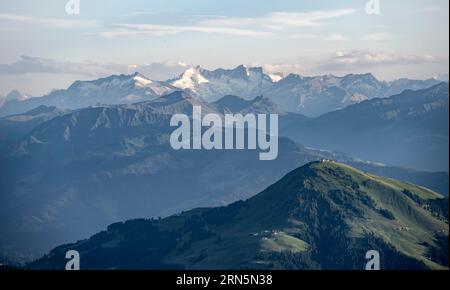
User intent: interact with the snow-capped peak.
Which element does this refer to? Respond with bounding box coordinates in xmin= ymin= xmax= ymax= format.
xmin=241 ymin=64 xmax=250 ymax=77
xmin=133 ymin=73 xmax=153 ymax=87
xmin=268 ymin=73 xmax=284 ymax=83
xmin=5 ymin=90 xmax=31 ymax=101
xmin=341 ymin=93 xmax=369 ymax=104
xmin=171 ymin=66 xmax=209 ymax=90
xmin=168 ymin=65 xmax=275 ymax=101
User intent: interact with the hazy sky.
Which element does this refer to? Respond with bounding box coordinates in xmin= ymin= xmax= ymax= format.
xmin=0 ymin=0 xmax=448 ymax=96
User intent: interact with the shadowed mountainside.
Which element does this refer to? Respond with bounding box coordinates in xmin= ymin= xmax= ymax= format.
xmin=29 ymin=161 xmax=449 ymax=270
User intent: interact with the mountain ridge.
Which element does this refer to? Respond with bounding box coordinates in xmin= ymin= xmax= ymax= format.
xmin=28 ymin=161 xmax=449 ymax=270
xmin=1 ymin=91 xmax=448 ymax=263
xmin=281 ymin=82 xmax=449 ymax=171
xmin=0 ymin=66 xmax=443 ymax=117
xmin=0 ymin=73 xmax=177 ymax=117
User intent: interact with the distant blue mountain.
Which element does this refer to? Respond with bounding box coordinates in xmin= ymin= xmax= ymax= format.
xmin=170 ymin=65 xmax=442 ymax=116
xmin=0 ymin=91 xmax=448 ymax=263
xmin=281 ymin=82 xmax=449 ymax=171
xmin=0 ymin=66 xmax=442 ymax=117
xmin=0 ymin=73 xmax=176 ymax=117
xmin=0 ymin=105 xmax=69 ymax=148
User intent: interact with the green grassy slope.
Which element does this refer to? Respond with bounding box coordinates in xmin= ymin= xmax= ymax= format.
xmin=29 ymin=161 xmax=449 ymax=270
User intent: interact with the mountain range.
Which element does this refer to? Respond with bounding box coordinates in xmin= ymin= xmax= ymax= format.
xmin=0 ymin=66 xmax=448 ymax=266
xmin=0 ymin=91 xmax=448 ymax=263
xmin=169 ymin=65 xmax=443 ymax=116
xmin=281 ymin=83 xmax=449 ymax=171
xmin=0 ymin=105 xmax=69 ymax=148
xmin=29 ymin=161 xmax=449 ymax=270
xmin=0 ymin=73 xmax=176 ymax=117
xmin=0 ymin=66 xmax=443 ymax=117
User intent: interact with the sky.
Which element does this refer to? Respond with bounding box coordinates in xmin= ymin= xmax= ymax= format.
xmin=0 ymin=0 xmax=448 ymax=96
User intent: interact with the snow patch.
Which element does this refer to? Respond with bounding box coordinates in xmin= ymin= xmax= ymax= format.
xmin=172 ymin=67 xmax=209 ymax=90
xmin=342 ymin=93 xmax=368 ymax=103
xmin=122 ymin=94 xmax=143 ymax=101
xmin=133 ymin=76 xmax=153 ymax=87
xmin=269 ymin=74 xmax=283 ymax=82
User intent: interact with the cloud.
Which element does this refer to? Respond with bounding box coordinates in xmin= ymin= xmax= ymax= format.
xmin=424 ymin=5 xmax=440 ymax=13
xmin=129 ymin=61 xmax=190 ymax=80
xmin=288 ymin=33 xmax=351 ymax=42
xmin=362 ymin=32 xmax=392 ymax=41
xmin=259 ymin=63 xmax=303 ymax=75
xmin=98 ymin=9 xmax=356 ymax=38
xmin=0 ymin=56 xmax=190 ymax=81
xmin=317 ymin=49 xmax=445 ymax=71
xmin=100 ymin=23 xmax=273 ymax=38
xmin=255 ymin=49 xmax=449 ymax=78
xmin=327 ymin=33 xmax=350 ymax=42
xmin=0 ymin=56 xmax=192 ymax=95
xmin=0 ymin=13 xmax=97 ymax=29
xmin=0 ymin=27 xmax=22 ymax=32
xmin=0 ymin=56 xmax=116 ymax=76
xmin=201 ymin=9 xmax=357 ymax=29
xmin=288 ymin=34 xmax=319 ymax=40
xmin=122 ymin=11 xmax=164 ymax=17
